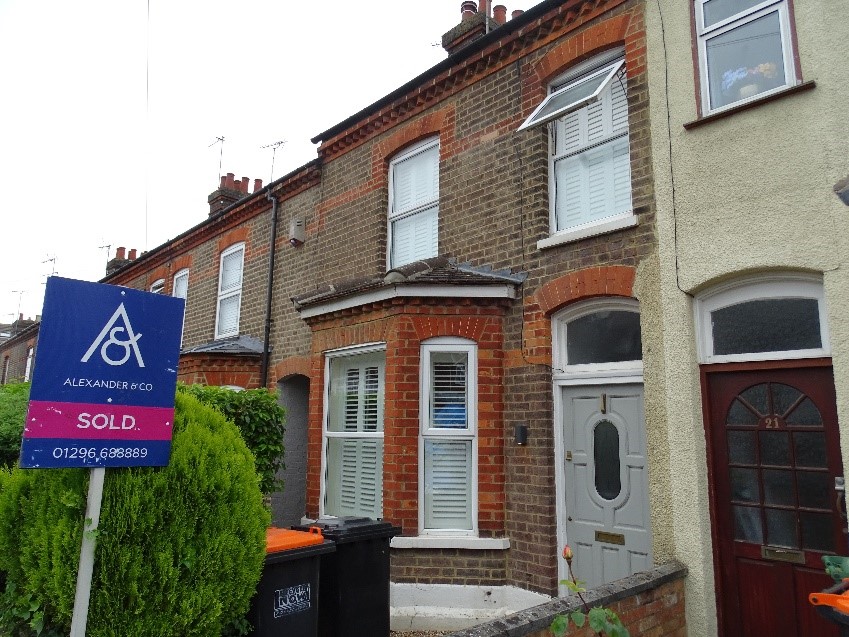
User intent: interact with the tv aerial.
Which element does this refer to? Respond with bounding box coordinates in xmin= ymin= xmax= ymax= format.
xmin=261 ymin=140 xmax=287 ymax=183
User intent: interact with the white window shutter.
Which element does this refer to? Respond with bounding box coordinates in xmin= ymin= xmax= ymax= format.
xmin=424 ymin=440 xmax=472 ymax=530
xmin=550 ymin=61 xmax=632 ymax=232
xmin=326 ymin=354 xmax=385 ymax=518
xmin=217 ymin=295 xmax=240 ymax=336
xmin=173 ymin=271 xmax=189 ymax=299
xmin=392 ymin=206 xmax=438 ymax=266
xmin=220 ymin=249 xmax=243 ymax=293
xmin=392 ymin=146 xmax=439 ymax=215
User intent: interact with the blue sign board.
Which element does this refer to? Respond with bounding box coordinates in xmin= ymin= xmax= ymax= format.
xmin=19 ymin=277 xmax=184 ymax=468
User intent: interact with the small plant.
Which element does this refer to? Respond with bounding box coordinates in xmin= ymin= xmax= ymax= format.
xmin=550 ymin=546 xmax=629 ymax=637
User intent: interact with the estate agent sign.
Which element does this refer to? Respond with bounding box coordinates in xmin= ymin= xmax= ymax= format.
xmin=20 ymin=276 xmax=184 ymax=468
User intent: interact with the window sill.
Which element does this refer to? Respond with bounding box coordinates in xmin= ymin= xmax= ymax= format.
xmin=537 ymin=214 xmax=637 ymax=250
xmin=684 ymin=81 xmax=816 ymax=130
xmin=390 ymin=536 xmax=511 ymax=550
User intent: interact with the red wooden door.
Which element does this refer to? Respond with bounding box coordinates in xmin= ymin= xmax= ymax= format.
xmin=706 ymin=365 xmax=845 ymax=637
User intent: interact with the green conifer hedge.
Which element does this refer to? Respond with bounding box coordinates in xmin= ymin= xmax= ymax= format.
xmin=0 ymin=392 xmax=270 ymax=636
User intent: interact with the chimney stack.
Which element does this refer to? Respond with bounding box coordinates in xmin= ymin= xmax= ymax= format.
xmin=461 ymin=0 xmax=477 ymax=20
xmin=128 ymin=249 xmax=137 ymax=260
xmin=106 ymin=246 xmax=132 ymax=276
xmin=209 ymin=172 xmax=252 ymax=216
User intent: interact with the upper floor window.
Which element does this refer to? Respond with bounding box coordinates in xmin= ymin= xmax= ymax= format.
xmin=149 ymin=279 xmax=165 ymax=294
xmin=695 ymin=273 xmax=828 ymax=363
xmin=520 ymin=49 xmax=632 ymax=243
xmin=420 ymin=338 xmax=477 ymax=535
xmin=388 ymin=138 xmax=439 ymax=268
xmin=172 ymin=269 xmax=189 ymax=300
xmin=24 ymin=347 xmax=33 ymax=382
xmin=215 ymin=243 xmax=244 ymax=339
xmin=694 ymin=0 xmax=797 ymax=114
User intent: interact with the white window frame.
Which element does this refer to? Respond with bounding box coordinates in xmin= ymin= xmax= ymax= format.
xmin=172 ymin=268 xmax=189 ymax=300
xmin=320 ymin=343 xmax=386 ymax=519
xmin=387 ymin=137 xmax=440 ymax=269
xmin=694 ymin=0 xmax=797 ymax=115
xmin=24 ymin=347 xmax=33 ymax=382
xmin=694 ymin=272 xmax=829 ymax=364
xmin=552 ymin=297 xmax=643 ymax=384
xmin=214 ymin=243 xmax=244 ymax=339
xmin=149 ymin=278 xmax=165 ymax=294
xmin=418 ymin=338 xmax=478 ymax=536
xmin=523 ymin=48 xmax=633 ymax=247
xmin=172 ymin=268 xmax=189 ymax=346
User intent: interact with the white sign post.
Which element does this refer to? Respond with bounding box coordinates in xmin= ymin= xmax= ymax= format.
xmin=70 ymin=467 xmax=105 ymax=637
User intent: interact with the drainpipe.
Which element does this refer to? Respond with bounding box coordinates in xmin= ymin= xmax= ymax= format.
xmin=260 ymin=190 xmax=279 ymax=388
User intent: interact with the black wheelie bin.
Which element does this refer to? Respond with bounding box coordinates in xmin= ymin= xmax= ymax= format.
xmin=295 ymin=517 xmax=401 ymax=637
xmin=247 ymin=526 xmax=335 ymax=637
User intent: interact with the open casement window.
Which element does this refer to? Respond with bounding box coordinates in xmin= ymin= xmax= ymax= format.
xmin=149 ymin=279 xmax=165 ymax=294
xmin=521 ymin=51 xmax=632 ymax=237
xmin=420 ymin=339 xmax=477 ymax=535
xmin=324 ymin=349 xmax=385 ymax=519
xmin=695 ymin=0 xmax=797 ymax=113
xmin=388 ymin=138 xmax=439 ymax=268
xmin=215 ymin=243 xmax=244 ymax=339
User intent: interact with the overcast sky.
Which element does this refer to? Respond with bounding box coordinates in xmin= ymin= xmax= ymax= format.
xmin=0 ymin=0 xmax=536 ymax=322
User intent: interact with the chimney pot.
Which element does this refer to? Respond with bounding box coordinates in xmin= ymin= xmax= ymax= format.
xmin=219 ymin=175 xmax=227 ymax=189
xmin=478 ymin=0 xmax=489 ymax=14
xmin=241 ymin=177 xmax=249 ymax=193
xmin=254 ymin=178 xmax=263 ymax=192
xmin=493 ymin=4 xmax=506 ymax=24
xmin=225 ymin=173 xmax=235 ymax=189
xmin=512 ymin=9 xmax=523 ymax=19
xmin=116 ymin=246 xmax=126 ymax=260
xmin=461 ymin=0 xmax=477 ymax=20
xmin=128 ymin=249 xmax=137 ymax=260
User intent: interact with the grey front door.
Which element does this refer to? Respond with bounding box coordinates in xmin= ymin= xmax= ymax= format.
xmin=562 ymin=384 xmax=652 ymax=588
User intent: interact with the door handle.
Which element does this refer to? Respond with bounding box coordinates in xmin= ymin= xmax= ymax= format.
xmin=836 ymin=477 xmax=847 ymax=522
xmin=566 ymin=450 xmax=573 ymax=462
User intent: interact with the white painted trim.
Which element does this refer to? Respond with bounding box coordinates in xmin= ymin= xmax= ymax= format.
xmin=551 ymin=297 xmax=641 ymax=372
xmin=694 ymin=272 xmax=828 ymax=363
xmin=390 ymin=536 xmax=510 ymax=550
xmin=319 ymin=344 xmax=387 ymax=519
xmin=537 ymin=214 xmax=637 ymax=250
xmin=298 ymin=284 xmax=517 ymax=319
xmin=694 ymin=0 xmax=797 ymax=115
xmin=214 ymin=242 xmax=245 ymax=339
xmin=419 ymin=338 xmax=478 ymax=536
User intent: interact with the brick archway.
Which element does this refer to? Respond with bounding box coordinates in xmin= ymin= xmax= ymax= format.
xmin=518 ymin=266 xmax=636 ymax=367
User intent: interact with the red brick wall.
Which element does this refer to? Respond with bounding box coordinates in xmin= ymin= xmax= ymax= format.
xmin=303 ymin=298 xmax=508 ymax=582
xmin=177 ymin=354 xmax=261 ymax=389
xmin=93 ymin=0 xmax=655 ymax=596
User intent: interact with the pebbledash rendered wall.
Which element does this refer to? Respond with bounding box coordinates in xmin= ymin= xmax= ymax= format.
xmin=640 ymin=0 xmax=849 ymax=635
xmin=104 ymin=0 xmax=662 ymax=599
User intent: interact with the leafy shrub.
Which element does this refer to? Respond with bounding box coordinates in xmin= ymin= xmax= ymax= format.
xmin=0 ymin=382 xmax=29 ymax=467
xmin=0 ymin=392 xmax=269 ymax=636
xmin=178 ymin=384 xmax=285 ymax=495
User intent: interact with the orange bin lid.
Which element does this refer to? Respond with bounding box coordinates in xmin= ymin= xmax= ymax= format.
xmin=265 ymin=526 xmax=325 ymax=554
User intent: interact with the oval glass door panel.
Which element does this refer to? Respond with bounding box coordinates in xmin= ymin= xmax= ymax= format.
xmin=594 ymin=420 xmax=621 ymax=500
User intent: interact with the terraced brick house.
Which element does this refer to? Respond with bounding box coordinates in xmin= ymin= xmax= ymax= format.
xmin=5 ymin=0 xmax=847 ymax=635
